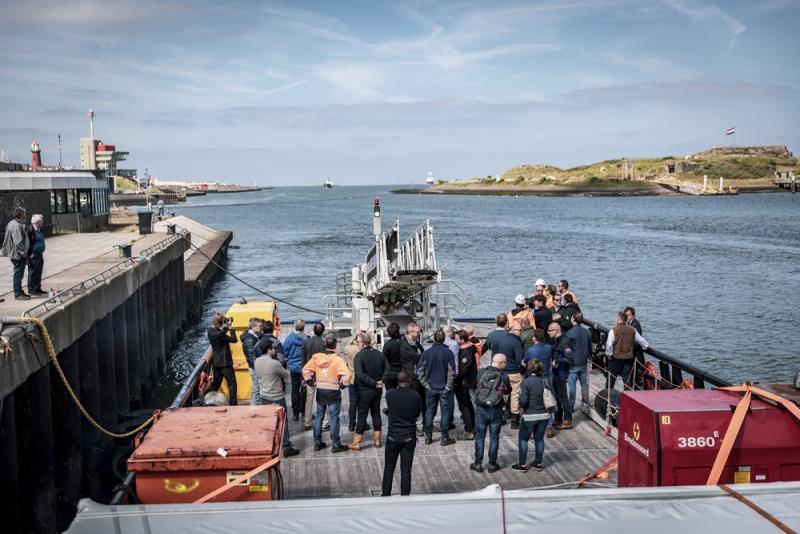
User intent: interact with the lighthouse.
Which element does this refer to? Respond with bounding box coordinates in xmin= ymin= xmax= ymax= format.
xmin=31 ymin=140 xmax=42 ymax=170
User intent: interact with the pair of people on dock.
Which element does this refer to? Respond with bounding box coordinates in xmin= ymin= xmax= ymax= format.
xmin=1 ymin=208 xmax=47 ymax=301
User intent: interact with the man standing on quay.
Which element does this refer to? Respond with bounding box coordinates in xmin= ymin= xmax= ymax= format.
xmin=1 ymin=207 xmax=30 ymax=301
xmin=350 ymin=332 xmax=389 ymax=449
xmin=25 ymin=214 xmax=47 ymax=297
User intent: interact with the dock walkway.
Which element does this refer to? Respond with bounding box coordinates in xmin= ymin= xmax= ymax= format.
xmin=280 ymin=350 xmax=618 ymax=498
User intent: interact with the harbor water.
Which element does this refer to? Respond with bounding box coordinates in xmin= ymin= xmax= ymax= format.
xmin=163 ymin=187 xmax=799 ymax=393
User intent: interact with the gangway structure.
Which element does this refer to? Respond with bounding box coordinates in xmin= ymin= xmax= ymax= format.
xmin=323 ymin=199 xmax=466 ymax=345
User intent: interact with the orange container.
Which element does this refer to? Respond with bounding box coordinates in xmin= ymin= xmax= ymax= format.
xmin=128 ymin=405 xmax=284 ymax=503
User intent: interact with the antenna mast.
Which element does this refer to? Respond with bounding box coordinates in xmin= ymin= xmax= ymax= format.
xmin=58 ymin=133 xmax=63 ymax=169
xmin=87 ymin=109 xmax=95 ymax=140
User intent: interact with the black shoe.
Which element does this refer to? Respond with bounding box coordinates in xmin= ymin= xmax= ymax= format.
xmin=531 ymin=463 xmax=543 ymax=471
xmin=469 ymin=463 xmax=483 ymax=473
xmin=332 ymin=444 xmax=349 ymax=454
xmin=323 ymin=423 xmax=330 ymax=431
xmin=314 ymin=442 xmax=327 ymax=451
xmin=283 ymin=447 xmax=300 ymax=457
xmin=511 ymin=463 xmax=528 ymax=472
xmin=440 ymin=437 xmax=456 ymax=446
xmin=31 ymin=289 xmax=48 ymax=296
xmin=382 ymin=407 xmax=389 ymax=415
xmin=424 ymin=436 xmax=433 ymax=445
xmin=0 ymin=298 xmax=4 ymax=302
xmin=304 ymin=424 xmax=312 ymax=431
xmin=15 ymin=293 xmax=31 ymax=300
xmin=487 ymin=463 xmax=501 ymax=473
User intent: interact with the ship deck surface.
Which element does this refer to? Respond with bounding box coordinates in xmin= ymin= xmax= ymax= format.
xmin=280 ymin=342 xmax=619 ymax=498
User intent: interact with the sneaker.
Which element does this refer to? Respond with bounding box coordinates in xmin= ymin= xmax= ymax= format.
xmin=457 ymin=431 xmax=474 ymax=441
xmin=424 ymin=436 xmax=433 ymax=445
xmin=15 ymin=293 xmax=31 ymax=300
xmin=323 ymin=423 xmax=331 ymax=431
xmin=332 ymin=444 xmax=349 ymax=454
xmin=545 ymin=426 xmax=556 ymax=439
xmin=511 ymin=463 xmax=528 ymax=472
xmin=531 ymin=463 xmax=544 ymax=471
xmin=283 ymin=447 xmax=300 ymax=457
xmin=556 ymin=421 xmax=572 ymax=430
xmin=487 ymin=463 xmax=501 ymax=473
xmin=313 ymin=442 xmax=327 ymax=451
xmin=304 ymin=424 xmax=312 ymax=431
xmin=469 ymin=463 xmax=483 ymax=473
xmin=440 ymin=437 xmax=456 ymax=446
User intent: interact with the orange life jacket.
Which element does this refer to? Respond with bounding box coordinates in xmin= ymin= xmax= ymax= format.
xmin=508 ymin=307 xmax=536 ymax=329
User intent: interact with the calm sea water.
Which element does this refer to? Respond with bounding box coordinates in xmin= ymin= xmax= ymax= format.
xmin=161 ymin=186 xmax=800 ymax=393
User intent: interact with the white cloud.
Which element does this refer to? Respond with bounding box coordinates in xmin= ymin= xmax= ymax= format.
xmin=664 ymin=0 xmax=746 ymax=47
xmin=313 ymin=62 xmax=384 ymax=98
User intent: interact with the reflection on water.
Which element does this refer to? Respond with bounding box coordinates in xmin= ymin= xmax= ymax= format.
xmin=166 ymin=187 xmax=800 ymax=388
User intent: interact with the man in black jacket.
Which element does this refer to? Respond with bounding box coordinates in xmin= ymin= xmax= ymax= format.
xmin=208 ymin=312 xmax=238 ymax=405
xmin=455 ymin=330 xmax=478 ymax=440
xmin=399 ymin=322 xmax=426 ymax=423
xmin=350 ymin=332 xmax=390 ymax=450
xmin=240 ymin=318 xmax=263 ymax=406
xmin=625 ymin=306 xmax=645 ymax=388
xmin=301 ymin=323 xmax=327 ymax=430
xmin=382 ymin=322 xmax=403 ymax=390
xmin=381 ymin=371 xmax=422 ymax=496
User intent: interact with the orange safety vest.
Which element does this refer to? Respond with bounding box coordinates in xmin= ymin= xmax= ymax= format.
xmin=508 ymin=307 xmax=536 ymax=329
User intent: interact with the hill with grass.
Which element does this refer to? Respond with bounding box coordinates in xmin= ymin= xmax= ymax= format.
xmin=425 ymin=146 xmax=798 ymax=196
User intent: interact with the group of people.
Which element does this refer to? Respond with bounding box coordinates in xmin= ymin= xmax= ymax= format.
xmin=205 ymin=277 xmax=651 ymax=496
xmin=1 ymin=207 xmax=48 ymax=302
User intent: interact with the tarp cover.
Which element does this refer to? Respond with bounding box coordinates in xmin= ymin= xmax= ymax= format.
xmin=66 ymin=482 xmax=800 ymax=533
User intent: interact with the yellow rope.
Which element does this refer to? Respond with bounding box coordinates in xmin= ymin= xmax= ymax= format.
xmin=20 ymin=317 xmax=156 ymax=439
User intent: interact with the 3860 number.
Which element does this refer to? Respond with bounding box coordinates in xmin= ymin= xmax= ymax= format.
xmin=677 ymin=436 xmax=716 ymax=448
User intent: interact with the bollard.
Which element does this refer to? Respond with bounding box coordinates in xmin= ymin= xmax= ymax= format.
xmin=118 ymin=244 xmax=132 ymax=258
xmin=166 ymin=223 xmax=176 ymax=235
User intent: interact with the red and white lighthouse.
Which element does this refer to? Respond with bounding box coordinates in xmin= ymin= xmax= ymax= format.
xmin=31 ymin=140 xmax=42 ymax=170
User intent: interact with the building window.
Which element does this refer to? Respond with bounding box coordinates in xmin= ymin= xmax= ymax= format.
xmin=79 ymin=190 xmax=92 ymax=215
xmin=50 ymin=191 xmax=55 ymax=214
xmin=66 ymin=189 xmax=76 ymax=213
xmin=55 ymin=190 xmax=67 ymax=214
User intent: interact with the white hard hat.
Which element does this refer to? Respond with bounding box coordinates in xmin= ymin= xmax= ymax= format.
xmin=514 ymin=294 xmax=526 ymax=305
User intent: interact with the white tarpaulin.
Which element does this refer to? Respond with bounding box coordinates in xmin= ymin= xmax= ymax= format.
xmin=67 ymin=482 xmax=800 ymax=533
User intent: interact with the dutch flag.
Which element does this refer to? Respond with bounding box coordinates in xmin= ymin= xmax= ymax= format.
xmin=726 ymin=126 xmax=736 ymax=135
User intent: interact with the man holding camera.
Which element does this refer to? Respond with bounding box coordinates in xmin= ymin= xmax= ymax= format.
xmin=208 ymin=313 xmax=238 ymax=405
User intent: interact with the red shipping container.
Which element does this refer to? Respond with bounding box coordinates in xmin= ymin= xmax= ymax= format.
xmin=128 ymin=405 xmax=284 ymax=503
xmin=618 ymin=389 xmax=800 ymax=487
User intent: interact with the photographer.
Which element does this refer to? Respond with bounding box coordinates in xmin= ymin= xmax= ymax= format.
xmin=208 ymin=312 xmax=238 ymax=405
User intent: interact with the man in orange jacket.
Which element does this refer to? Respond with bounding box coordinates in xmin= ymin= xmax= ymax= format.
xmin=303 ymin=335 xmax=352 ymax=453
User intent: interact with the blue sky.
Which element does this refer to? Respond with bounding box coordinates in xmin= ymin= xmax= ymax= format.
xmin=1 ymin=0 xmax=798 ymax=185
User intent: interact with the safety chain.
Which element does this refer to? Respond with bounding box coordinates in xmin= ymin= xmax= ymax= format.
xmin=20 ymin=316 xmax=158 ymax=439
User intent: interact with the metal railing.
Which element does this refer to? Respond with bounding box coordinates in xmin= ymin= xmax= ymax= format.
xmin=581 ymin=317 xmax=732 ymax=388
xmin=22 ymin=233 xmax=185 ymax=318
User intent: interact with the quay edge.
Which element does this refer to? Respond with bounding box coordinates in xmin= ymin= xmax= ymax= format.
xmin=0 ymin=216 xmax=231 ymax=533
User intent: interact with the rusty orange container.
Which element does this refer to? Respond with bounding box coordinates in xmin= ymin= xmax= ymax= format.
xmin=128 ymin=405 xmax=284 ymax=503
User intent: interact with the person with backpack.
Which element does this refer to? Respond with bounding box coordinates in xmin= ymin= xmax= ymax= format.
xmin=512 ymin=359 xmax=550 ymax=472
xmin=471 ymin=353 xmax=510 ymax=473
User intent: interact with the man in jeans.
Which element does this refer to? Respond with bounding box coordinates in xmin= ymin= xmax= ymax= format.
xmin=472 ymin=353 xmax=510 ymax=473
xmin=381 ymin=371 xmax=422 ymax=496
xmin=254 ymin=340 xmax=300 ymax=457
xmin=283 ymin=319 xmax=307 ymax=420
xmin=302 ymin=335 xmax=351 ymax=453
xmin=1 ymin=208 xmax=30 ymax=301
xmin=565 ymin=313 xmax=592 ymax=415
xmin=417 ymin=329 xmax=456 ymax=446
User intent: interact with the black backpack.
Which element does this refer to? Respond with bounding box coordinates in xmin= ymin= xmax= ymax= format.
xmin=476 ymin=367 xmax=505 ymax=408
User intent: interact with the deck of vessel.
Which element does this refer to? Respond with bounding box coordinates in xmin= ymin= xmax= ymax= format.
xmin=279 ymin=347 xmax=619 ymax=497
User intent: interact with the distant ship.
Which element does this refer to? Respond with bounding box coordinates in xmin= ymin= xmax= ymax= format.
xmin=324 ymin=177 xmax=334 ymax=188
xmin=426 ymin=171 xmax=434 ymax=187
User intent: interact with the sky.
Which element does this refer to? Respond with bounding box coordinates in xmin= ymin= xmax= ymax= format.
xmin=0 ymin=0 xmax=798 ymax=185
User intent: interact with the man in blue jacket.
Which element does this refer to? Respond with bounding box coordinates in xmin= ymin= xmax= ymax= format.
xmin=283 ymin=319 xmax=307 ymax=421
xmin=417 ymin=329 xmax=456 ymax=446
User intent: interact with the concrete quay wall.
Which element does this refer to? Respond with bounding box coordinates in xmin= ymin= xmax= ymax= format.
xmin=0 ymin=221 xmax=231 ymax=533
